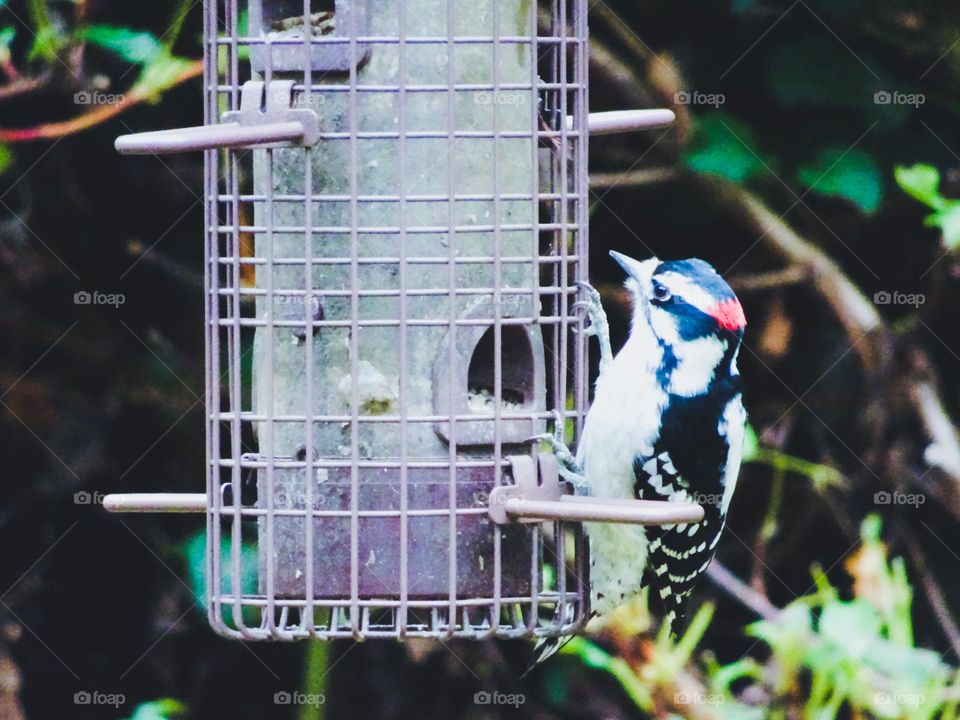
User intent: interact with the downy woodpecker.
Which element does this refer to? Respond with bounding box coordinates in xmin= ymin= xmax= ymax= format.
xmin=533 ymin=251 xmax=746 ymax=665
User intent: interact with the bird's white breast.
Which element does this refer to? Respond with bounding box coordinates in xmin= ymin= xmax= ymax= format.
xmin=578 ymin=333 xmax=666 ymax=498
xmin=577 ymin=330 xmax=667 ymax=616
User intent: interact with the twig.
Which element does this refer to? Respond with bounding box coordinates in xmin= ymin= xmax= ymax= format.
xmin=126 ymin=241 xmax=204 ymax=288
xmin=706 ymin=560 xmax=780 ymax=621
xmin=751 ymin=466 xmax=785 ymax=597
xmin=0 ymin=60 xmax=202 ymax=142
xmin=0 ymin=71 xmax=52 ymax=100
xmin=911 ymin=379 xmax=960 ymax=484
xmin=709 ymin=179 xmax=886 ymax=366
xmin=902 ymin=527 xmax=960 ymax=658
xmin=589 ymin=167 xmax=679 ymax=190
xmin=728 ymin=265 xmax=810 ymax=292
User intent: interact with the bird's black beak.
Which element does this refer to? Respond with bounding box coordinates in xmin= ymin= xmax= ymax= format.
xmin=610 ymin=251 xmax=659 ymax=292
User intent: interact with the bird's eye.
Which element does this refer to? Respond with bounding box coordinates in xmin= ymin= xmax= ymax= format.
xmin=651 ymin=282 xmax=672 ymax=303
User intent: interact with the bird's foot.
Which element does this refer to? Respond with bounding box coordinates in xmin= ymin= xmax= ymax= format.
xmin=573 ymin=281 xmax=613 ymax=372
xmin=531 ymin=410 xmax=589 ymax=494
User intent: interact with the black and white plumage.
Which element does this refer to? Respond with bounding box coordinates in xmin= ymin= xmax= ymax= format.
xmin=531 ymin=251 xmax=746 ymax=666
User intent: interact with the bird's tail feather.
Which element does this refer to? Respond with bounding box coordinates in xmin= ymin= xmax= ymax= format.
xmin=523 ymin=634 xmax=576 ymax=677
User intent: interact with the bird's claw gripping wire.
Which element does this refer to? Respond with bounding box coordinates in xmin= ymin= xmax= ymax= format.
xmin=529 ymin=410 xmax=588 ymax=494
xmin=573 ymin=281 xmax=613 ymax=373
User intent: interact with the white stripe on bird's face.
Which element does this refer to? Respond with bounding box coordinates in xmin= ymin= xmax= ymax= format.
xmin=653 ymin=270 xmax=720 ymax=316
xmin=621 ymin=260 xmax=732 ymax=398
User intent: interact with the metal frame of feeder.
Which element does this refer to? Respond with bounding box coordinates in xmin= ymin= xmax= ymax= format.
xmin=106 ymin=0 xmax=694 ymax=642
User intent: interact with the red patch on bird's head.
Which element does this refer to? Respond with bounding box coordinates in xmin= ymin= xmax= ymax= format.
xmin=707 ymin=298 xmax=746 ymax=331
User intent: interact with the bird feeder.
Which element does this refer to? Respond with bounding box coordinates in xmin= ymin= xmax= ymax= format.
xmin=107 ymin=0 xmax=700 ymax=641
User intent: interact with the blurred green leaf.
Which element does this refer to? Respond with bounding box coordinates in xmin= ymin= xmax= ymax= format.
xmin=895 ymin=163 xmax=960 ymax=249
xmin=927 ymin=206 xmax=960 ymax=249
xmin=27 ymin=24 xmax=60 ymax=62
xmin=741 ymin=423 xmax=759 ymax=462
xmin=183 ymin=529 xmax=257 ymax=611
xmin=25 ymin=0 xmax=60 ymax=62
xmin=82 ymin=25 xmax=164 ymax=65
xmin=683 ymin=114 xmax=768 ymax=184
xmin=124 ymin=699 xmax=187 ymax=720
xmin=560 ymin=638 xmax=653 ymax=709
xmin=0 ymin=26 xmax=14 ymax=52
xmin=820 ymin=600 xmax=881 ymax=659
xmin=134 ymin=53 xmax=196 ymax=97
xmin=895 ymin=164 xmax=944 ymax=209
xmin=0 ymin=145 xmax=12 ymax=177
xmin=797 ymin=148 xmax=883 ymax=214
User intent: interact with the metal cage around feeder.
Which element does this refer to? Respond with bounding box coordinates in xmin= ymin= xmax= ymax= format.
xmin=106 ymin=0 xmax=699 ymax=642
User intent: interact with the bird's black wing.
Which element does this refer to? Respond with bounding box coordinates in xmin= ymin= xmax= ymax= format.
xmin=634 ymin=449 xmax=725 ymax=634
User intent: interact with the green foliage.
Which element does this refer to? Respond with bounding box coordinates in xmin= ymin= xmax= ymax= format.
xmin=123 ymin=699 xmax=187 ymax=720
xmin=81 ymin=25 xmax=165 ymax=65
xmin=798 ymin=148 xmax=884 ymax=214
xmin=0 ymin=144 xmax=13 ymax=177
xmin=135 ymin=53 xmax=196 ymax=98
xmin=742 ymin=423 xmax=759 ymax=462
xmin=299 ymin=642 xmax=330 ymax=720
xmin=25 ymin=0 xmax=61 ymax=62
xmin=560 ymin=636 xmax=655 ymax=709
xmin=0 ymin=2 xmax=198 ymax=106
xmin=895 ymin=164 xmax=960 ymax=250
xmin=725 ymin=516 xmax=958 ymax=720
xmin=558 ymin=604 xmax=715 ymax=714
xmin=745 ymin=424 xmax=845 ymax=492
xmin=558 ymin=517 xmax=958 ymax=719
xmin=0 ymin=25 xmax=14 ymax=54
xmin=182 ymin=529 xmax=258 ymax=612
xmin=80 ymin=23 xmax=196 ymax=100
xmin=683 ymin=114 xmax=770 ymax=184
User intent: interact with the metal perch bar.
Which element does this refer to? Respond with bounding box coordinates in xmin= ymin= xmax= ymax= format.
xmin=115 ymin=121 xmax=311 ymax=154
xmin=103 ymin=493 xmax=207 ymax=513
xmin=101 ymin=489 xmax=703 ymax=526
xmin=580 ymin=108 xmax=675 ymax=135
xmin=499 ymin=496 xmax=704 ymax=525
xmin=115 ymin=107 xmax=674 ymax=154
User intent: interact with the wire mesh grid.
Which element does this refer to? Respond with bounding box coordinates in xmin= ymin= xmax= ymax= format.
xmin=204 ymin=0 xmax=590 ymax=640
